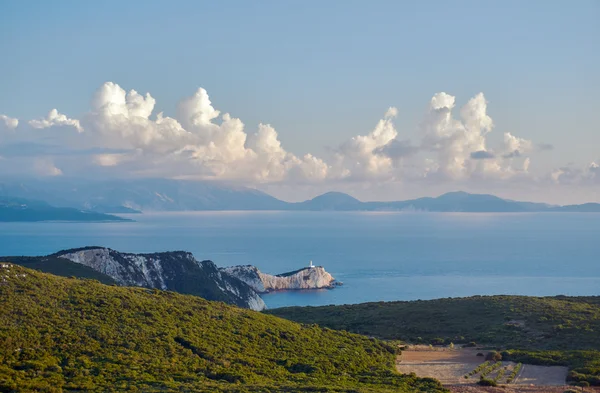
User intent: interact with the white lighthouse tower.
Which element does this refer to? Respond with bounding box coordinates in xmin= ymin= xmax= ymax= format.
xmin=309 ymin=260 xmax=315 ymax=269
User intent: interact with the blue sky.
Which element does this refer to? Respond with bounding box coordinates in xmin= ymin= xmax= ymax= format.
xmin=0 ymin=0 xmax=599 ymax=202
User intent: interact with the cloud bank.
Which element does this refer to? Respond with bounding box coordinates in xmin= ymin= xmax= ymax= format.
xmin=0 ymin=82 xmax=596 ymax=195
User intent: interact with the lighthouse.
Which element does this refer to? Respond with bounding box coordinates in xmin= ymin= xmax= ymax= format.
xmin=309 ymin=260 xmax=315 ymax=269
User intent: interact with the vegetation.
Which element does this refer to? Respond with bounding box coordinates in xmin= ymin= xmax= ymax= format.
xmin=0 ymin=255 xmax=116 ymax=285
xmin=4 ymin=248 xmax=263 ymax=309
xmin=491 ymin=367 xmax=505 ymax=383
xmin=485 ymin=351 xmax=502 ymax=361
xmin=505 ymin=362 xmax=522 ymax=383
xmin=479 ymin=361 xmax=502 ymax=378
xmin=465 ymin=361 xmax=489 ymax=378
xmin=268 ymin=295 xmax=600 ymax=385
xmin=503 ymin=350 xmax=600 ymax=386
xmin=477 ymin=377 xmax=497 ymax=387
xmin=0 ymin=264 xmax=447 ymax=393
xmin=267 ymin=295 xmax=600 ymax=350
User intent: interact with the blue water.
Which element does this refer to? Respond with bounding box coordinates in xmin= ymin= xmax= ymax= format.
xmin=1 ymin=212 xmax=599 ymax=308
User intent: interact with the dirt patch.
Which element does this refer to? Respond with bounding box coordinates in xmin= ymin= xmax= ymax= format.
xmin=517 ymin=364 xmax=568 ymax=385
xmin=397 ymin=348 xmax=483 ymax=384
xmin=448 ymin=386 xmax=600 ymax=393
xmin=397 ymin=347 xmax=570 ymax=386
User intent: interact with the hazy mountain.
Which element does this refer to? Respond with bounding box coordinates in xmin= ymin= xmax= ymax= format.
xmin=289 ymin=191 xmax=363 ymax=210
xmin=0 ymin=196 xmax=130 ymax=222
xmin=551 ymin=203 xmax=600 ymax=212
xmin=1 ymin=178 xmax=599 ymax=213
xmin=0 ymin=178 xmax=287 ymax=212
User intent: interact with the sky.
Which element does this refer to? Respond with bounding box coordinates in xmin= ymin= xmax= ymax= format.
xmin=0 ymin=0 xmax=599 ymax=203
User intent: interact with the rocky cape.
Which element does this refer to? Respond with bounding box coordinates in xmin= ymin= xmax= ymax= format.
xmin=221 ymin=265 xmax=341 ymax=293
xmin=2 ymin=247 xmax=341 ymax=311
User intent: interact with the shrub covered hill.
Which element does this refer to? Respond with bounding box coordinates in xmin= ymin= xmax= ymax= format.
xmin=0 ymin=264 xmax=446 ymax=393
xmin=268 ymin=295 xmax=600 ymax=385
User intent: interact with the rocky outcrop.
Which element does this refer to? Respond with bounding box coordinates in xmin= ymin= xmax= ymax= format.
xmin=56 ymin=247 xmax=266 ymax=311
xmin=221 ymin=265 xmax=341 ymax=293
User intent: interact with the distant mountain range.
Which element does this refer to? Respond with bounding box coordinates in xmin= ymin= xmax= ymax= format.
xmin=0 ymin=178 xmax=286 ymax=213
xmin=0 ymin=196 xmax=130 ymax=222
xmin=1 ymin=178 xmax=599 ymax=215
xmin=293 ymin=191 xmax=600 ymax=212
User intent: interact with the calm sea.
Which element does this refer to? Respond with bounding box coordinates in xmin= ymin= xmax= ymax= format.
xmin=1 ymin=212 xmax=599 ymax=309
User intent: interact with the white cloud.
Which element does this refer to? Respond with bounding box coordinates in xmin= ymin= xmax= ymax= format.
xmin=421 ymin=92 xmax=494 ymax=179
xmin=503 ymin=132 xmax=533 ymax=158
xmin=29 ymin=109 xmax=83 ymax=132
xmin=2 ymin=82 xmax=598 ymax=198
xmin=0 ymin=114 xmax=19 ymax=130
xmin=418 ymin=92 xmax=536 ymax=181
xmin=333 ymin=107 xmax=398 ymax=180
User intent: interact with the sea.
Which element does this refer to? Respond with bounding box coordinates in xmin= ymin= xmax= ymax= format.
xmin=1 ymin=212 xmax=599 ymax=309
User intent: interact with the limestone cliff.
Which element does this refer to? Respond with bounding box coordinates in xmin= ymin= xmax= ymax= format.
xmin=56 ymin=247 xmax=266 ymax=311
xmin=221 ymin=265 xmax=341 ymax=293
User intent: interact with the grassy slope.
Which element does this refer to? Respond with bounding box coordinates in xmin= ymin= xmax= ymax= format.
xmin=267 ymin=295 xmax=600 ymax=385
xmin=0 ymin=264 xmax=446 ymax=393
xmin=0 ymin=256 xmax=117 ymax=285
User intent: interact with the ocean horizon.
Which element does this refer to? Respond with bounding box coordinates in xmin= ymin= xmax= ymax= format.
xmin=1 ymin=211 xmax=599 ymax=309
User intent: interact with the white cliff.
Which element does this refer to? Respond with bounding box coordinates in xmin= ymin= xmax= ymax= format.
xmin=56 ymin=247 xmax=266 ymax=311
xmin=221 ymin=264 xmax=341 ymax=293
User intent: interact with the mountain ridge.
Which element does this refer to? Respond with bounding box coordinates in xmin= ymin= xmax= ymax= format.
xmin=1 ymin=178 xmax=599 ymax=213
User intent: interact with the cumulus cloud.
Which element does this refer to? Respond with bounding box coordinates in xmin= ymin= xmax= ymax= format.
xmin=80 ymin=82 xmax=330 ymax=182
xmin=421 ymin=92 xmax=494 ymax=178
xmin=0 ymin=114 xmax=19 ymax=130
xmin=2 ymin=82 xmax=595 ymax=193
xmin=503 ymin=132 xmax=532 ymax=158
xmin=29 ymin=109 xmax=83 ymax=132
xmin=333 ymin=107 xmax=398 ymax=180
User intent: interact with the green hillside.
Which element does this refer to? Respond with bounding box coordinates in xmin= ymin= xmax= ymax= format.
xmin=0 ymin=264 xmax=446 ymax=393
xmin=267 ymin=295 xmax=600 ymax=385
xmin=267 ymin=295 xmax=600 ymax=349
xmin=0 ymin=255 xmax=116 ymax=285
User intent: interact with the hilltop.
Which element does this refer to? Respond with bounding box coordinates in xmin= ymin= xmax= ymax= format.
xmin=0 ymin=264 xmax=446 ymax=392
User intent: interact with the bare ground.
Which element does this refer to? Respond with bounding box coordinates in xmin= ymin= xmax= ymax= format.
xmin=448 ymin=385 xmax=600 ymax=393
xmin=397 ymin=346 xmax=571 ymax=387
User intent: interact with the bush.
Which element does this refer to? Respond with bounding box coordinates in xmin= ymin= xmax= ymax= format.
xmin=478 ymin=378 xmax=498 ymax=387
xmin=463 ymin=342 xmax=477 ymax=348
xmin=485 ymin=351 xmax=502 ymax=361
